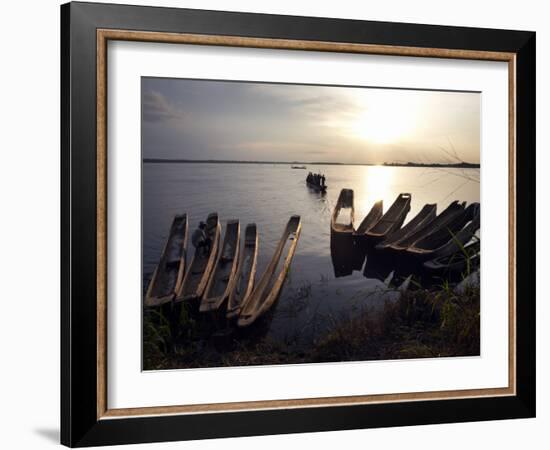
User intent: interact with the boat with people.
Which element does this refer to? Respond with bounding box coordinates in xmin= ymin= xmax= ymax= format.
xmin=365 ymin=193 xmax=412 ymax=242
xmin=200 ymin=220 xmax=241 ymax=312
xmin=238 ymin=215 xmax=302 ymax=327
xmin=175 ymin=212 xmax=221 ymax=303
xmin=227 ymin=223 xmax=259 ymax=319
xmin=306 ymin=171 xmax=327 ymax=192
xmin=144 ymin=214 xmax=188 ymax=308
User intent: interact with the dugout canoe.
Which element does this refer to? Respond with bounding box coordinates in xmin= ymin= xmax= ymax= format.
xmin=144 ymin=214 xmax=188 ymax=308
xmin=227 ymin=223 xmax=259 ymax=319
xmin=200 ymin=220 xmax=241 ymax=313
xmin=350 ymin=200 xmax=383 ymax=270
xmin=423 ymin=240 xmax=480 ymax=273
xmin=354 ymin=200 xmax=384 ymax=237
xmin=238 ymin=215 xmax=302 ymax=327
xmin=407 ymin=203 xmax=480 ymax=261
xmin=175 ymin=212 xmax=221 ymax=303
xmin=331 ymin=189 xmax=354 ymax=236
xmin=375 ymin=203 xmax=437 ymax=251
xmin=365 ymin=193 xmax=411 ymax=241
xmin=385 ymin=200 xmax=465 ymax=253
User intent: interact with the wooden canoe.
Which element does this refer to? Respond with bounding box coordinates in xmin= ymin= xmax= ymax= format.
xmin=385 ymin=200 xmax=465 ymax=252
xmin=331 ymin=189 xmax=354 ymax=236
xmin=365 ymin=193 xmax=411 ymax=240
xmin=200 ymin=220 xmax=241 ymax=312
xmin=423 ymin=240 xmax=480 ymax=273
xmin=375 ymin=203 xmax=437 ymax=250
xmin=350 ymin=200 xmax=383 ymax=271
xmin=407 ymin=203 xmax=480 ymax=261
xmin=144 ymin=214 xmax=188 ymax=308
xmin=238 ymin=215 xmax=302 ymax=327
xmin=175 ymin=212 xmax=221 ymax=303
xmin=354 ymin=200 xmax=384 ymax=236
xmin=227 ymin=223 xmax=259 ymax=319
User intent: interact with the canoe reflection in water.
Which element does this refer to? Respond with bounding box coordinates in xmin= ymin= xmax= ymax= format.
xmin=330 ymin=188 xmax=480 ymax=284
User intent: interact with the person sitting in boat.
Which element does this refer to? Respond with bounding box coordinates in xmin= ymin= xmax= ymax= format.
xmin=192 ymin=222 xmax=211 ymax=255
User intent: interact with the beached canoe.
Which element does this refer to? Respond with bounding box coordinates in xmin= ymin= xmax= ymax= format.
xmin=375 ymin=203 xmax=437 ymax=251
xmin=407 ymin=203 xmax=480 ymax=261
xmin=306 ymin=180 xmax=327 ymax=192
xmin=354 ymin=200 xmax=384 ymax=237
xmin=200 ymin=220 xmax=241 ymax=313
xmin=423 ymin=240 xmax=480 ymax=273
xmin=227 ymin=223 xmax=259 ymax=319
xmin=350 ymin=200 xmax=384 ymax=271
xmin=175 ymin=212 xmax=221 ymax=303
xmin=331 ymin=189 xmax=354 ymax=236
xmin=144 ymin=214 xmax=188 ymax=308
xmin=385 ymin=200 xmax=465 ymax=253
xmin=365 ymin=193 xmax=411 ymax=241
xmin=238 ymin=215 xmax=302 ymax=327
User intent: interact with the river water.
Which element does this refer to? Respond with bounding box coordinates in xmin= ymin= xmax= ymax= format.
xmin=143 ymin=163 xmax=479 ymax=345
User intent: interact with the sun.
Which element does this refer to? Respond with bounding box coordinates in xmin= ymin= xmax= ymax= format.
xmin=349 ymin=92 xmax=417 ymax=144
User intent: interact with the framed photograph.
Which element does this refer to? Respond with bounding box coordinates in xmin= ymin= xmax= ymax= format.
xmin=61 ymin=1 xmax=536 ymax=447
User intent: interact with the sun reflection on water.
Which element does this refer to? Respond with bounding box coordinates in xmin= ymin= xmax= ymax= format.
xmin=353 ymin=165 xmax=398 ymax=223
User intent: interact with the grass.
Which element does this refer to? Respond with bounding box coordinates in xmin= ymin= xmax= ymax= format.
xmin=143 ymin=279 xmax=480 ymax=370
xmin=311 ymin=282 xmax=479 ymax=362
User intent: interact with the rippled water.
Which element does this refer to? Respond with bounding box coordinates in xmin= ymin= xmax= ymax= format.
xmin=143 ymin=163 xmax=479 ymax=345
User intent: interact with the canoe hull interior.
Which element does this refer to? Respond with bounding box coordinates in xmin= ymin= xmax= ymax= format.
xmin=144 ymin=213 xmax=188 ymax=308
xmin=366 ymin=193 xmax=411 ymax=241
xmin=354 ymin=200 xmax=384 ymax=236
xmin=385 ymin=201 xmax=465 ymax=253
xmin=331 ymin=188 xmax=354 ymax=235
xmin=238 ymin=215 xmax=302 ymax=327
xmin=227 ymin=223 xmax=258 ymax=319
xmin=175 ymin=212 xmax=221 ymax=303
xmin=375 ymin=203 xmax=437 ymax=251
xmin=200 ymin=220 xmax=241 ymax=312
xmin=424 ymin=240 xmax=480 ymax=274
xmin=407 ymin=203 xmax=480 ymax=262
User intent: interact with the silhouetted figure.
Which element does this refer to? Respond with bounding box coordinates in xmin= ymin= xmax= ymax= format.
xmin=192 ymin=221 xmax=211 ymax=255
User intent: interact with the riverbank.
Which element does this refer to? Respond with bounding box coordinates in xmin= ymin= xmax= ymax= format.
xmin=143 ymin=282 xmax=480 ymax=370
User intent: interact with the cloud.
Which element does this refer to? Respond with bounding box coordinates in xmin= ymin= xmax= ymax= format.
xmin=141 ymin=78 xmax=479 ymax=164
xmin=142 ymin=90 xmax=187 ymax=123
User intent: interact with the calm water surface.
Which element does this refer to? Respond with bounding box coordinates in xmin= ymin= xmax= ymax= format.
xmin=143 ymin=163 xmax=479 ymax=346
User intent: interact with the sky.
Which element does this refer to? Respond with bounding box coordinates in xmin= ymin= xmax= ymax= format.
xmin=142 ymin=77 xmax=480 ymax=164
